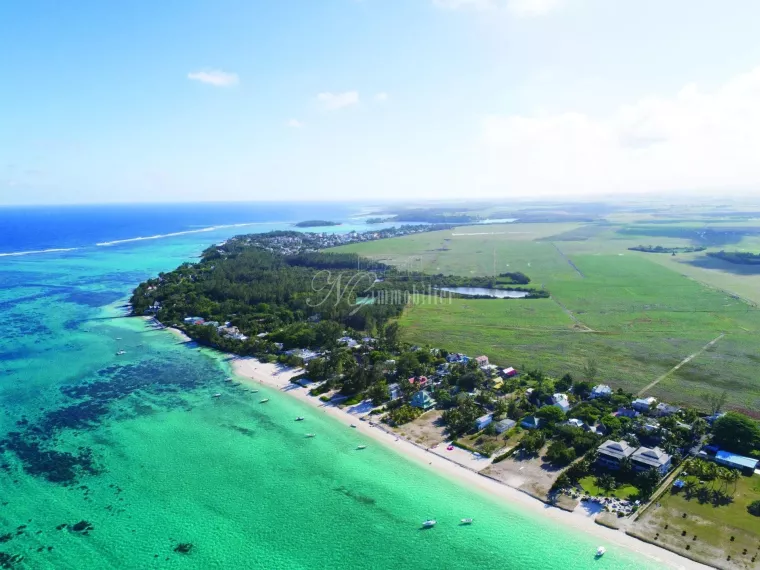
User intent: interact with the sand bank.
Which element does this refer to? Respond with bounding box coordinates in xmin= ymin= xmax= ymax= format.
xmin=230 ymin=357 xmax=706 ymax=570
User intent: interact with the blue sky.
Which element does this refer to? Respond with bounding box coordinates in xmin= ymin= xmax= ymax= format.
xmin=2 ymin=0 xmax=760 ymax=204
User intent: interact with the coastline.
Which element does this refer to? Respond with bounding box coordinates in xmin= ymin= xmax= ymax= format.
xmin=229 ymin=356 xmax=707 ymax=570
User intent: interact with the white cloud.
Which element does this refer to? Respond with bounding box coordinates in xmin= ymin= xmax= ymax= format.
xmin=374 ymin=92 xmax=389 ymax=102
xmin=317 ymin=91 xmax=359 ymax=110
xmin=187 ymin=70 xmax=239 ymax=87
xmin=432 ymin=0 xmax=562 ymax=16
xmin=286 ymin=118 xmax=304 ymax=128
xmin=475 ymin=66 xmax=760 ymax=196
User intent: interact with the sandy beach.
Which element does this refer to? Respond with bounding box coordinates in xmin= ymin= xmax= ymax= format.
xmin=230 ymin=356 xmax=707 ymax=570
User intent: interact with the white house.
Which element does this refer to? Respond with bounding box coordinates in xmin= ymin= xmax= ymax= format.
xmin=632 ymin=397 xmax=657 ymax=413
xmin=495 ymin=418 xmax=516 ymax=434
xmin=551 ymin=393 xmax=571 ymax=413
xmin=388 ymin=383 xmax=401 ymax=401
xmin=590 ymin=384 xmax=612 ymax=399
xmin=337 ymin=336 xmax=358 ymax=348
xmin=476 ymin=414 xmax=493 ymax=430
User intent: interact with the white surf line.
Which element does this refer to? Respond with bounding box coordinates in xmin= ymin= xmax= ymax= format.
xmin=637 ymin=333 xmax=726 ymax=397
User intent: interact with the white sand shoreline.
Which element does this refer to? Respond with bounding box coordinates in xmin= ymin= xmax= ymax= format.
xmin=229 ymin=356 xmax=707 ymax=570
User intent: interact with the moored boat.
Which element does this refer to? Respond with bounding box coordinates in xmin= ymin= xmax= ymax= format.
xmin=460 ymin=518 xmax=473 ymax=525
xmin=356 ymin=445 xmax=367 ymax=450
xmin=260 ymin=398 xmax=269 ymax=403
xmin=422 ymin=519 xmax=436 ymax=528
xmin=596 ymin=546 xmax=606 ymax=557
xmin=295 ymin=417 xmax=305 ymax=421
xmin=305 ymin=433 xmax=316 ymax=438
xmin=212 ymin=393 xmax=222 ymax=398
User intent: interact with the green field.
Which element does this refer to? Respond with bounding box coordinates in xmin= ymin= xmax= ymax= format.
xmin=332 ymin=220 xmax=760 ymax=412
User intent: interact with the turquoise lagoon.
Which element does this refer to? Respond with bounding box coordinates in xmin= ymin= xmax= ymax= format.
xmin=0 ymin=221 xmax=663 ymax=569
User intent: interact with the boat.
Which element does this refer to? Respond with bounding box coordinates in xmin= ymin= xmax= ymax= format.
xmin=357 ymin=445 xmax=367 ymax=450
xmin=305 ymin=433 xmax=316 ymax=438
xmin=460 ymin=518 xmax=473 ymax=525
xmin=421 ymin=519 xmax=436 ymax=529
xmin=212 ymin=393 xmax=222 ymax=398
xmin=260 ymin=398 xmax=270 ymax=403
xmin=116 ymin=350 xmax=126 ymax=355
xmin=251 ymin=389 xmax=259 ymax=394
xmin=596 ymin=546 xmax=606 ymax=557
xmin=295 ymin=417 xmax=305 ymax=421
xmin=350 ymin=423 xmax=357 ymax=428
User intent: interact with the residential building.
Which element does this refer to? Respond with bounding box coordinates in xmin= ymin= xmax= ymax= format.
xmin=655 ymin=403 xmax=680 ymax=417
xmin=565 ymin=418 xmax=586 ymax=429
xmin=520 ymin=416 xmax=543 ymax=430
xmin=501 ymin=367 xmax=518 ymax=378
xmin=551 ymin=393 xmax=571 ymax=413
xmin=495 ymin=418 xmax=516 ymax=434
xmin=616 ymin=407 xmax=640 ymax=418
xmin=714 ymin=450 xmax=759 ymax=475
xmin=410 ymin=390 xmax=436 ymax=411
xmin=408 ymin=376 xmax=429 ymax=388
xmin=388 ymin=383 xmax=401 ymax=401
xmin=337 ymin=336 xmax=358 ymax=348
xmin=590 ymin=384 xmax=612 ymax=399
xmin=596 ymin=440 xmax=636 ymax=470
xmin=631 ymin=446 xmax=672 ymax=475
xmin=476 ymin=414 xmax=493 ymax=430
xmin=475 ymin=355 xmax=489 ymax=366
xmin=632 ymin=397 xmax=657 ymax=413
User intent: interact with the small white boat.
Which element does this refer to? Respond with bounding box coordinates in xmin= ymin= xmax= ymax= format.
xmin=260 ymin=398 xmax=270 ymax=403
xmin=212 ymin=393 xmax=222 ymax=398
xmin=116 ymin=350 xmax=126 ymax=355
xmin=350 ymin=424 xmax=357 ymax=428
xmin=596 ymin=546 xmax=606 ymax=557
xmin=460 ymin=518 xmax=473 ymax=525
xmin=251 ymin=389 xmax=259 ymax=394
xmin=357 ymin=445 xmax=367 ymax=450
xmin=422 ymin=519 xmax=437 ymax=528
xmin=295 ymin=417 xmax=305 ymax=421
xmin=305 ymin=433 xmax=316 ymax=438
xmin=116 ymin=337 xmax=122 ymax=340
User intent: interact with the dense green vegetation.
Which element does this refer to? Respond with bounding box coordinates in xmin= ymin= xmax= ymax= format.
xmin=628 ymin=245 xmax=706 ymax=254
xmin=707 ymin=250 xmax=760 ymax=265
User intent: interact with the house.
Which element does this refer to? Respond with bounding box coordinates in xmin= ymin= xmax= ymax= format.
xmin=632 ymin=397 xmax=657 ymax=413
xmin=410 ymin=390 xmax=436 ymax=411
xmin=565 ymin=418 xmax=586 ymax=429
xmin=480 ymin=364 xmax=498 ymax=377
xmin=489 ymin=377 xmax=504 ymax=390
xmin=714 ymin=450 xmax=759 ymax=475
xmin=616 ymin=407 xmax=640 ymax=418
xmin=551 ymin=393 xmax=571 ymax=413
xmin=655 ymin=403 xmax=680 ymax=417
xmin=501 ymin=367 xmax=518 ymax=378
xmin=476 ymin=414 xmax=493 ymax=430
xmin=273 ymin=342 xmax=284 ymax=350
xmin=408 ymin=376 xmax=429 ymax=388
xmin=337 ymin=336 xmax=358 ymax=348
xmin=520 ymin=416 xmax=544 ymax=430
xmin=495 ymin=418 xmax=516 ymax=434
xmin=706 ymin=412 xmax=726 ymax=425
xmin=475 ymin=355 xmax=489 ymax=366
xmin=631 ymin=446 xmax=672 ymax=475
xmin=361 ymin=337 xmax=376 ymax=344
xmin=446 ymin=353 xmax=470 ymax=364
xmin=183 ymin=316 xmax=205 ymax=325
xmin=596 ymin=440 xmax=636 ymax=470
xmin=285 ymin=348 xmax=319 ymax=362
xmin=388 ymin=383 xmax=401 ymax=401
xmin=590 ymin=384 xmax=612 ymax=399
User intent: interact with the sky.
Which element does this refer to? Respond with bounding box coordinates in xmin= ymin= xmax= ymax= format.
xmin=2 ymin=0 xmax=760 ymax=205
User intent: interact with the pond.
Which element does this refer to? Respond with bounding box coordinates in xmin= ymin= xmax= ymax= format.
xmin=437 ymin=287 xmax=529 ymax=298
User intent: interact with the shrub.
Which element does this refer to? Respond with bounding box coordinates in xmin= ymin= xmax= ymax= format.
xmin=748 ymin=500 xmax=760 ymax=517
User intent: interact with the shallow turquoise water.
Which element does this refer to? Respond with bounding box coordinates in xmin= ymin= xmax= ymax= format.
xmin=0 ymin=228 xmax=663 ymax=569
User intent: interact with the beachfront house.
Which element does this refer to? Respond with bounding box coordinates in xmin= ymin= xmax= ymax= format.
xmin=632 ymin=397 xmax=657 ymax=413
xmin=183 ymin=316 xmax=205 ymax=325
xmin=631 ymin=446 xmax=672 ymax=475
xmin=551 ymin=393 xmax=571 ymax=413
xmin=596 ymin=440 xmax=636 ymax=470
xmin=520 ymin=416 xmax=543 ymax=430
xmin=410 ymin=390 xmax=436 ymax=411
xmin=388 ymin=383 xmax=401 ymax=401
xmin=476 ymin=414 xmax=493 ymax=431
xmin=655 ymin=403 xmax=680 ymax=417
xmin=714 ymin=450 xmax=759 ymax=475
xmin=495 ymin=418 xmax=516 ymax=434
xmin=590 ymin=384 xmax=612 ymax=399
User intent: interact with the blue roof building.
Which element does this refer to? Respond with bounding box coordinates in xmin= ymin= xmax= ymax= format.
xmin=715 ymin=450 xmax=759 ymax=475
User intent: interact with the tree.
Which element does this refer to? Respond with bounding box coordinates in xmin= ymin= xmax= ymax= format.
xmin=702 ymin=390 xmax=728 ymax=417
xmin=573 ymin=381 xmax=593 ymax=399
xmin=748 ymin=500 xmax=760 ymax=517
xmin=552 ymin=472 xmax=571 ymax=492
xmin=493 ymin=398 xmax=509 ymax=419
xmin=368 ymin=380 xmax=390 ymax=406
xmin=535 ymin=405 xmax=566 ymax=425
xmin=555 ymin=373 xmax=573 ymax=393
xmin=619 ymin=456 xmax=633 ymax=476
xmin=521 ymin=431 xmax=546 ymax=454
xmin=546 ymin=440 xmax=576 ymax=465
xmin=383 ymin=322 xmax=400 ymax=349
xmin=636 ymin=468 xmax=662 ymax=498
xmin=596 ymin=473 xmax=616 ymax=494
xmin=712 ymin=412 xmax=760 ymax=455
xmin=388 ymin=404 xmax=420 ymax=426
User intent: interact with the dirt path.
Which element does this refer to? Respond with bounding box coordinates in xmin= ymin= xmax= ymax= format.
xmin=549 ymin=296 xmax=595 ymax=332
xmin=637 ymin=333 xmax=726 ymax=396
xmin=552 ymin=242 xmax=584 ymax=278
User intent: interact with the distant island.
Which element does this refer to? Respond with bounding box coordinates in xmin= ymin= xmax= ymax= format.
xmin=629 ymin=245 xmax=706 ymax=254
xmin=707 ymin=250 xmax=760 ymax=265
xmin=295 ymin=220 xmax=342 ymax=228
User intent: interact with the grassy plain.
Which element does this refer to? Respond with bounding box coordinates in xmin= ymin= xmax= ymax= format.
xmin=332 ymin=220 xmax=760 ymax=412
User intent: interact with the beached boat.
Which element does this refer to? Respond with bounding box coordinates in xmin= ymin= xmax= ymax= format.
xmin=596 ymin=546 xmax=606 ymax=557
xmin=305 ymin=433 xmax=316 ymax=438
xmin=356 ymin=445 xmax=367 ymax=450
xmin=260 ymin=398 xmax=269 ymax=403
xmin=295 ymin=417 xmax=305 ymax=421
xmin=421 ymin=519 xmax=436 ymax=528
xmin=350 ymin=423 xmax=357 ymax=428
xmin=460 ymin=518 xmax=473 ymax=525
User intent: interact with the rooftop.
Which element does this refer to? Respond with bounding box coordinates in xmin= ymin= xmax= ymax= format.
xmin=716 ymin=450 xmax=759 ymax=470
xmin=598 ymin=440 xmax=636 ymax=460
xmin=631 ymin=446 xmax=671 ymax=467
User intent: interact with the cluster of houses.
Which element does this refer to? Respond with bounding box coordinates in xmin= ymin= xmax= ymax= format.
xmin=183 ymin=317 xmax=250 ymax=341
xmin=596 ymin=440 xmax=673 ymax=475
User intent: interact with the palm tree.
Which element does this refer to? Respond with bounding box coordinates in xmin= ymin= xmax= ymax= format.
xmin=683 ymin=479 xmax=697 ymax=499
xmin=716 ymin=467 xmax=731 ymax=492
xmin=725 ymin=469 xmax=740 ymax=496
